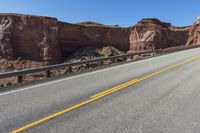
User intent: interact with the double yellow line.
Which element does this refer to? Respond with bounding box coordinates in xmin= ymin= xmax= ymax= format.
xmin=90 ymin=56 xmax=200 ymax=99
xmin=90 ymin=79 xmax=139 ymax=99
xmin=10 ymin=56 xmax=200 ymax=133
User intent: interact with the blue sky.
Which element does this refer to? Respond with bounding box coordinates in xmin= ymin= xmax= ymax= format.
xmin=0 ymin=0 xmax=199 ymax=27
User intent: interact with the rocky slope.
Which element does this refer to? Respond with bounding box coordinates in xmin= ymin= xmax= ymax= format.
xmin=129 ymin=19 xmax=190 ymax=52
xmin=0 ymin=13 xmax=198 ymax=75
xmin=186 ymin=17 xmax=200 ymax=45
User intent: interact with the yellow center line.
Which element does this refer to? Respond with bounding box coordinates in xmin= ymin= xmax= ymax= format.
xmin=90 ymin=79 xmax=139 ymax=99
xmin=91 ymin=56 xmax=200 ymax=98
xmin=90 ymin=80 xmax=140 ymax=99
xmin=10 ymin=56 xmax=200 ymax=133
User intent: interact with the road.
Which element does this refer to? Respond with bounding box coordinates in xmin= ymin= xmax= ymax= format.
xmin=1 ymin=48 xmax=200 ymax=133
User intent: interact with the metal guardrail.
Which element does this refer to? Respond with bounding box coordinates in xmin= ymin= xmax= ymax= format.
xmin=0 ymin=50 xmax=161 ymax=83
xmin=1 ymin=44 xmax=200 ymax=84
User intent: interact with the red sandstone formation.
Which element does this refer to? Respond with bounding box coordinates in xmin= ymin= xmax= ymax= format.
xmin=0 ymin=13 xmax=196 ymax=74
xmin=129 ymin=19 xmax=190 ymax=52
xmin=58 ymin=22 xmax=130 ymax=58
xmin=0 ymin=13 xmax=61 ymax=64
xmin=186 ymin=17 xmax=200 ymax=45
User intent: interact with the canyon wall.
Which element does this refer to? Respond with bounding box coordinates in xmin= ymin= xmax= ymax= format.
xmin=129 ymin=19 xmax=190 ymax=52
xmin=186 ymin=17 xmax=200 ymax=45
xmin=0 ymin=13 xmax=61 ymax=64
xmin=0 ymin=13 xmax=196 ymax=73
xmin=58 ymin=22 xmax=130 ymax=59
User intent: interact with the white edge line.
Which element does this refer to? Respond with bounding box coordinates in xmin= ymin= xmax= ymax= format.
xmin=0 ymin=60 xmax=141 ymax=96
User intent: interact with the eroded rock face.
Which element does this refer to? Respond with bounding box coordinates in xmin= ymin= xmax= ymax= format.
xmin=0 ymin=13 xmax=193 ymax=74
xmin=0 ymin=15 xmax=13 ymax=58
xmin=0 ymin=13 xmax=61 ymax=64
xmin=129 ymin=19 xmax=190 ymax=52
xmin=58 ymin=22 xmax=130 ymax=58
xmin=186 ymin=17 xmax=200 ymax=45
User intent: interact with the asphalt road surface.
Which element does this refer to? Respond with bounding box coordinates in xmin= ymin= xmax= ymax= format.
xmin=1 ymin=48 xmax=200 ymax=133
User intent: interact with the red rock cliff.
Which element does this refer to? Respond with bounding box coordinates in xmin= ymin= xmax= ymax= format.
xmin=0 ymin=13 xmax=61 ymax=64
xmin=129 ymin=19 xmax=190 ymax=52
xmin=58 ymin=22 xmax=130 ymax=59
xmin=0 ymin=13 xmax=193 ymax=72
xmin=186 ymin=17 xmax=200 ymax=45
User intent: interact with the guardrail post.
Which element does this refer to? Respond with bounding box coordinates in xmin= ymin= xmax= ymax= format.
xmin=17 ymin=75 xmax=23 ymax=83
xmin=86 ymin=64 xmax=89 ymax=69
xmin=100 ymin=61 xmax=104 ymax=65
xmin=46 ymin=70 xmax=51 ymax=77
xmin=69 ymin=66 xmax=72 ymax=73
